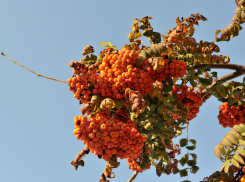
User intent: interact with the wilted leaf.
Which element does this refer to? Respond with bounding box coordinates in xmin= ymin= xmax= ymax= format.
xmin=156 ymin=161 xmax=163 ymax=177
xmin=214 ymin=143 xmax=224 ymax=159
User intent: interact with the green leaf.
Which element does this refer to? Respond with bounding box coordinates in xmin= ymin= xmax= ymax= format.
xmin=179 ymin=138 xmax=188 ymax=147
xmin=179 ymin=169 xmax=188 ymax=177
xmin=177 ymin=102 xmax=184 ymax=109
xmin=204 ymin=65 xmax=211 ymax=71
xmin=189 ymin=75 xmax=196 ymax=87
xmin=167 ymin=94 xmax=175 ymax=102
xmin=187 ymin=69 xmax=196 ymax=75
xmin=231 ymin=158 xmax=240 ymax=168
xmin=228 ymin=96 xmax=235 ymax=105
xmin=198 ymin=77 xmax=212 ymax=86
xmin=235 ymin=147 xmax=245 ymax=157
xmin=190 ymin=166 xmax=199 ymax=174
xmin=190 ymin=153 xmax=197 ymax=161
xmin=115 ymin=101 xmax=124 ymax=109
xmin=150 ymin=104 xmax=158 ymax=114
xmin=233 ymin=153 xmax=244 ymax=164
xmin=162 ymin=78 xmax=173 ymax=92
xmin=211 ymin=71 xmax=217 ymax=78
xmin=163 ymin=98 xmax=172 ymax=107
xmin=241 ymin=132 xmax=245 ymax=136
xmin=179 ymin=154 xmax=188 ymax=166
xmin=186 ymin=139 xmax=196 ymax=150
xmin=149 ymin=147 xmax=158 ymax=159
xmin=135 ymin=58 xmax=145 ymax=67
xmin=187 ymin=160 xmax=196 ymax=166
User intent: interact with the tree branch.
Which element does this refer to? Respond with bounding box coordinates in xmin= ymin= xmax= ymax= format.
xmin=127 ymin=171 xmax=139 ymax=182
xmin=189 ymin=63 xmax=245 ymax=72
xmin=201 ymin=70 xmax=245 ymax=98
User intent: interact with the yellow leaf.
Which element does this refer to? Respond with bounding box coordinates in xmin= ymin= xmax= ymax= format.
xmin=134 ymin=32 xmax=142 ymax=39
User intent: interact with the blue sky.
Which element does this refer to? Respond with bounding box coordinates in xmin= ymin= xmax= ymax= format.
xmin=0 ymin=0 xmax=245 ymax=182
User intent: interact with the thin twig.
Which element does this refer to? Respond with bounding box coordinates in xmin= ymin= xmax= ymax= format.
xmin=127 ymin=171 xmax=139 ymax=182
xmin=186 ymin=120 xmax=189 ymax=181
xmin=1 ymin=52 xmax=68 ymax=83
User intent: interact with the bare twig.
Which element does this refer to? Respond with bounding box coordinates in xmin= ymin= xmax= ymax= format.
xmin=127 ymin=171 xmax=139 ymax=182
xmin=1 ymin=52 xmax=68 ymax=83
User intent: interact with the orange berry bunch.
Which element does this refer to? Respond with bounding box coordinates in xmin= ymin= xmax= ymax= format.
xmin=218 ymin=102 xmax=245 ymax=128
xmin=139 ymin=58 xmax=187 ymax=82
xmin=98 ymin=48 xmax=154 ymax=98
xmin=73 ymin=111 xmax=146 ymax=162
xmin=127 ymin=157 xmax=151 ymax=173
xmin=68 ymin=76 xmax=93 ymax=104
xmin=172 ymin=85 xmax=203 ymax=120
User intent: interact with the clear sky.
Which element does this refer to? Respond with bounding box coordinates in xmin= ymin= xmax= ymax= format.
xmin=0 ymin=0 xmax=245 ymax=182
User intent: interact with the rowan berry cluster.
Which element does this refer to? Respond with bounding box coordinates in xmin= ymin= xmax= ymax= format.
xmin=68 ymin=46 xmax=189 ymax=174
xmin=127 ymin=157 xmax=151 ymax=173
xmin=68 ymin=47 xmax=188 ymax=107
xmin=218 ymin=102 xmax=245 ymax=128
xmin=73 ymin=111 xmax=146 ymax=162
xmin=172 ymin=85 xmax=203 ymax=120
xmin=142 ymin=58 xmax=187 ymax=81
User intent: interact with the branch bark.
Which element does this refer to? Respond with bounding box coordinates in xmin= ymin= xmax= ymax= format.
xmin=201 ymin=70 xmax=245 ymax=98
xmin=189 ymin=63 xmax=245 ymax=71
xmin=127 ymin=171 xmax=139 ymax=182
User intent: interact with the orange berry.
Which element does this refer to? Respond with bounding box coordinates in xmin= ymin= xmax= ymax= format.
xmin=100 ymin=124 xmax=108 ymax=130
